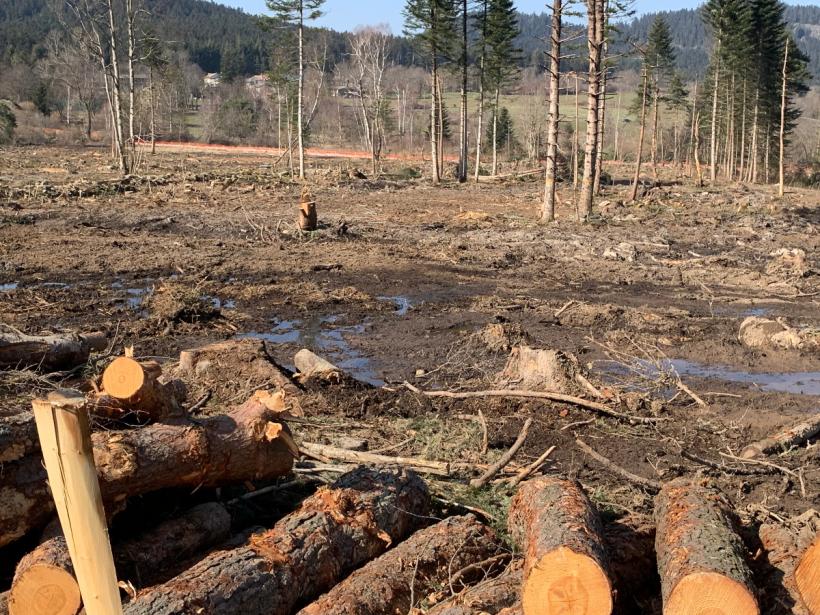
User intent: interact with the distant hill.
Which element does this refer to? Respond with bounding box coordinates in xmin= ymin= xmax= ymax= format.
xmin=1 ymin=0 xmax=818 ymax=82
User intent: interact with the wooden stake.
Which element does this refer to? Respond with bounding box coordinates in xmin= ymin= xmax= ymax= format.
xmin=30 ymin=390 xmax=122 ymax=615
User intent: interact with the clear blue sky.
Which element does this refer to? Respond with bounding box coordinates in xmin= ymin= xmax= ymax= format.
xmin=219 ymin=0 xmax=806 ymax=33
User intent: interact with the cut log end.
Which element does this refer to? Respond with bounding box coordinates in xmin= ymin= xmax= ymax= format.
xmin=9 ymin=564 xmax=81 ymax=615
xmin=522 ymin=547 xmax=612 ymax=615
xmin=796 ymin=537 xmax=820 ymax=614
xmin=665 ymin=572 xmax=759 ymax=615
xmin=102 ymin=356 xmax=147 ymax=399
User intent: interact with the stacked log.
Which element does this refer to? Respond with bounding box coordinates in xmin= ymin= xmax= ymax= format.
xmin=425 ymin=561 xmax=522 ymax=615
xmin=508 ymin=476 xmax=613 ymax=615
xmin=9 ymin=503 xmax=233 ymax=615
xmin=654 ymin=478 xmax=759 ymax=615
xmin=0 ymin=390 xmax=295 ymax=547
xmin=0 ymin=411 xmax=38 ymax=463
xmin=122 ymin=467 xmax=430 ymax=614
xmin=297 ymin=515 xmax=504 ymax=615
xmin=0 ymin=330 xmax=107 ymax=371
xmin=93 ymin=356 xmax=186 ymax=421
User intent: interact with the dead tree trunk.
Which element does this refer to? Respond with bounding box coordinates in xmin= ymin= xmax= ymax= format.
xmin=0 ymin=391 xmax=295 ymax=548
xmin=541 ymin=0 xmax=562 ymax=223
xmin=654 ymin=478 xmax=758 ymax=615
xmin=9 ymin=503 xmax=232 ymax=615
xmin=0 ymin=329 xmax=106 ymax=371
xmin=630 ymin=67 xmax=649 ymax=202
xmin=122 ymin=468 xmax=430 ymax=615
xmin=579 ymin=0 xmax=604 ymax=220
xmin=425 ymin=562 xmax=522 ymax=615
xmin=508 ymin=476 xmax=613 ymax=615
xmin=297 ymin=515 xmax=503 ymax=615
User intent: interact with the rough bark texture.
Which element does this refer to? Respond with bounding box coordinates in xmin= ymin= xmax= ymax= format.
xmin=654 ymin=477 xmax=758 ymax=615
xmin=0 ymin=592 xmax=7 ymax=615
xmin=759 ymin=512 xmax=820 ymax=615
xmin=425 ymin=561 xmax=522 ymax=615
xmin=0 ymin=393 xmax=294 ymax=548
xmin=508 ymin=476 xmax=613 ymax=615
xmin=298 ymin=515 xmax=503 ymax=615
xmin=0 ymin=411 xmax=38 ymax=463
xmin=122 ymin=467 xmax=430 ymax=615
xmin=0 ymin=330 xmax=106 ymax=371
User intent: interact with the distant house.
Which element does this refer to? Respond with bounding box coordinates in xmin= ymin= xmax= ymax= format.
xmin=245 ymin=74 xmax=271 ymax=96
xmin=332 ymin=86 xmax=360 ymax=99
xmin=204 ymin=73 xmax=221 ymax=88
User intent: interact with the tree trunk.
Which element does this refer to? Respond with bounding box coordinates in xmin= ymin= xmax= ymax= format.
xmin=594 ymin=5 xmax=609 ymax=196
xmin=492 ymin=88 xmax=500 ymax=176
xmin=654 ymin=478 xmax=758 ymax=615
xmin=630 ymin=68 xmax=649 ymax=202
xmin=424 ymin=561 xmax=522 ymax=615
xmin=0 ymin=391 xmax=296 ymax=548
xmin=0 ymin=412 xmax=38 ymax=463
xmin=458 ymin=0 xmax=468 ymax=183
xmin=508 ymin=477 xmax=613 ymax=615
xmin=297 ymin=515 xmax=503 ymax=615
xmin=541 ymin=0 xmax=562 ymax=223
xmin=710 ymin=44 xmax=721 ymax=183
xmin=106 ymin=0 xmax=128 ymax=174
xmin=474 ymin=1 xmax=487 ymax=182
xmin=0 ymin=330 xmax=107 ymax=372
xmin=740 ymin=413 xmax=820 ymax=459
xmin=573 ymin=73 xmax=580 ymax=189
xmin=749 ymin=92 xmax=759 ymax=183
xmin=430 ymin=56 xmax=440 ymax=184
xmin=126 ymin=0 xmax=136 ymax=145
xmin=297 ymin=12 xmax=306 ymax=179
xmin=93 ymin=356 xmax=185 ymax=422
xmin=437 ymin=75 xmax=445 ymax=176
xmin=9 ymin=503 xmax=232 ymax=615
xmin=759 ymin=515 xmax=820 ymax=615
xmin=579 ymin=0 xmax=604 ymax=220
xmin=149 ymin=68 xmax=156 ymax=155
xmin=122 ymin=468 xmax=430 ymax=615
xmin=687 ymin=82 xmax=698 ymax=177
xmin=651 ymin=85 xmax=659 ymax=182
xmin=779 ymin=40 xmax=789 ymax=197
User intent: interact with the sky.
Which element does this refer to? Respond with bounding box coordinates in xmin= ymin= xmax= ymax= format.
xmin=219 ymin=0 xmax=807 ymax=34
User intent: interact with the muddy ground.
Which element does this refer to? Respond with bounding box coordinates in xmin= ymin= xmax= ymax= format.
xmin=1 ymin=145 xmax=819 ymax=613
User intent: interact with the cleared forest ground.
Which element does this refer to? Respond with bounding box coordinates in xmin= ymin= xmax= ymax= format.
xmin=0 ymin=145 xmax=819 ymax=613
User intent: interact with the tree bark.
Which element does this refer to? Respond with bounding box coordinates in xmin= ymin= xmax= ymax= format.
xmin=651 ymin=84 xmax=660 ymax=182
xmin=759 ymin=514 xmax=819 ymax=615
xmin=431 ymin=51 xmax=440 ymax=184
xmin=297 ymin=8 xmax=306 ymax=179
xmin=579 ymin=0 xmax=604 ymax=220
xmin=106 ymin=0 xmax=128 ymax=174
xmin=508 ymin=476 xmax=613 ymax=615
xmin=492 ymin=88 xmax=500 ymax=176
xmin=541 ymin=0 xmax=562 ymax=223
xmin=0 ymin=391 xmax=296 ymax=548
xmin=709 ymin=44 xmax=721 ymax=184
xmin=425 ymin=561 xmax=522 ymax=615
xmin=122 ymin=468 xmax=430 ymax=615
xmin=10 ymin=502 xmax=233 ymax=615
xmin=297 ymin=515 xmax=503 ymax=615
xmin=594 ymin=4 xmax=609 ymax=196
xmin=779 ymin=39 xmax=789 ymax=197
xmin=0 ymin=330 xmax=106 ymax=372
xmin=458 ymin=0 xmax=468 ymax=183
xmin=0 ymin=412 xmax=38 ymax=463
xmin=740 ymin=413 xmax=820 ymax=459
xmin=630 ymin=68 xmax=649 ymax=202
xmin=474 ymin=1 xmax=488 ymax=182
xmin=654 ymin=478 xmax=758 ymax=615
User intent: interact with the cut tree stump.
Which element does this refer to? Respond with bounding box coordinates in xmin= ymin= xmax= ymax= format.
xmin=740 ymin=414 xmax=820 ymax=459
xmin=655 ymin=478 xmax=759 ymax=615
xmin=0 ymin=329 xmax=107 ymax=371
xmin=498 ymin=346 xmax=581 ymax=393
xmin=297 ymin=515 xmax=504 ymax=615
xmin=122 ymin=467 xmax=430 ymax=615
xmin=0 ymin=411 xmax=38 ymax=463
xmin=508 ymin=476 xmax=613 ymax=615
xmin=10 ymin=502 xmax=233 ymax=615
xmin=0 ymin=390 xmax=295 ymax=548
xmin=759 ymin=511 xmax=820 ymax=615
xmin=425 ymin=561 xmax=522 ymax=615
xmin=293 ymin=348 xmax=346 ymax=384
xmin=97 ymin=357 xmax=185 ymax=421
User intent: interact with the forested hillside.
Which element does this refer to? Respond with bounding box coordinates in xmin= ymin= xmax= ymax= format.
xmin=1 ymin=0 xmax=819 ymax=81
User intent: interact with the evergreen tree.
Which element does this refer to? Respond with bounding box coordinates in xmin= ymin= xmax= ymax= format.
xmin=404 ymin=0 xmax=457 ymax=184
xmin=484 ymin=0 xmax=520 ymax=176
xmin=666 ymin=72 xmax=690 ymax=165
xmin=646 ymin=16 xmax=676 ymax=178
xmin=0 ymin=102 xmax=15 ymax=143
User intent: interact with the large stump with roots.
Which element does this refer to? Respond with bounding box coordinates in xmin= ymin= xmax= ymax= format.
xmin=508 ymin=476 xmax=613 ymax=615
xmin=654 ymin=478 xmax=759 ymax=615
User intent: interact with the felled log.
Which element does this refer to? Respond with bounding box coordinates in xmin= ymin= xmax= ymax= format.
xmin=759 ymin=511 xmax=820 ymax=615
xmin=293 ymin=348 xmax=347 ymax=385
xmin=300 ymin=441 xmax=450 ymax=476
xmin=95 ymin=356 xmax=185 ymax=421
xmin=741 ymin=414 xmax=820 ymax=459
xmin=655 ymin=478 xmax=758 ymax=615
xmin=297 ymin=515 xmax=503 ymax=615
xmin=9 ymin=503 xmax=232 ymax=615
xmin=425 ymin=561 xmax=522 ymax=615
xmin=0 ymin=411 xmax=38 ymax=463
xmin=0 ymin=329 xmax=106 ymax=371
xmin=0 ymin=390 xmax=295 ymax=548
xmin=178 ymin=339 xmax=302 ymax=414
xmin=508 ymin=476 xmax=613 ymax=615
xmin=122 ymin=467 xmax=430 ymax=615
xmin=0 ymin=592 xmax=7 ymax=615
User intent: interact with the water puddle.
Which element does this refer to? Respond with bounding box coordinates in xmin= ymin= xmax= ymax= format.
xmin=0 ymin=283 xmax=18 ymax=292
xmin=238 ymin=314 xmax=384 ymax=386
xmin=378 ymin=295 xmax=413 ymax=316
xmin=713 ymin=305 xmax=772 ymax=318
xmin=112 ymin=280 xmax=153 ymax=309
xmin=600 ymin=358 xmax=820 ymax=396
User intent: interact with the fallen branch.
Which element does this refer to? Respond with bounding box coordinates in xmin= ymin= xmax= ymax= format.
xmin=422 ymin=389 xmax=665 ymax=424
xmin=507 ymin=445 xmax=556 ymax=488
xmin=741 ymin=413 xmax=820 ymax=459
xmin=300 ymin=442 xmax=450 ymax=476
xmin=575 ymin=438 xmax=661 ymax=493
xmin=470 ymin=419 xmax=532 ymax=488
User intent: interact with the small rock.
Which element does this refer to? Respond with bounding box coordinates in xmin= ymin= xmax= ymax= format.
xmin=337 ymin=437 xmax=368 ymax=451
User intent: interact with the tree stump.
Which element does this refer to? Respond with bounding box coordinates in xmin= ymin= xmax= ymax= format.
xmin=298 ymin=187 xmax=317 ymax=231
xmin=655 ymin=478 xmax=758 ymax=615
xmin=508 ymin=476 xmax=613 ymax=615
xmin=98 ymin=357 xmax=185 ymax=421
